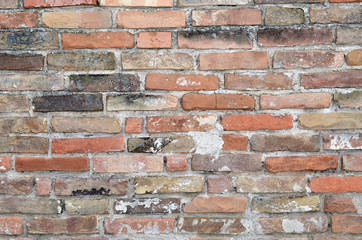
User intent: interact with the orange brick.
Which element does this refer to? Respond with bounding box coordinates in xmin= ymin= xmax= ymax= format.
xmin=0 ymin=217 xmax=22 ymax=235
xmin=166 ymin=155 xmax=188 ymax=171
xmin=260 ymin=93 xmax=332 ymax=109
xmin=125 ymin=117 xmax=142 ymax=133
xmin=192 ymin=9 xmax=261 ymax=26
xmin=0 ymin=156 xmax=11 ymax=172
xmin=138 ymin=32 xmax=172 ymax=48
xmin=16 ymin=157 xmax=89 ymax=171
xmin=24 ymin=0 xmax=97 ymax=8
xmin=222 ymin=114 xmax=293 ymax=131
xmin=310 ymin=176 xmax=362 ymax=193
xmin=222 ymin=135 xmax=248 ymax=151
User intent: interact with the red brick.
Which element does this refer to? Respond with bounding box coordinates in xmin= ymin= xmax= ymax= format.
xmin=104 ymin=218 xmax=175 ymax=234
xmin=0 ymin=177 xmax=32 ymax=195
xmin=0 ymin=217 xmax=22 ymax=235
xmin=222 ymin=114 xmax=292 ymax=131
xmin=199 ymin=52 xmax=268 ymax=70
xmin=42 ymin=11 xmax=112 ymax=28
xmin=117 ymin=10 xmax=185 ymax=28
xmin=265 ymin=155 xmax=338 ymax=172
xmin=52 ymin=136 xmax=124 ymax=154
xmin=207 ymin=176 xmax=233 ymax=193
xmin=346 ymin=49 xmax=362 ymax=66
xmin=274 ymin=50 xmax=344 ymax=69
xmin=62 ymin=32 xmax=134 ymax=49
xmin=166 ymin=155 xmax=188 ymax=171
xmin=224 ymin=73 xmax=292 ymax=90
xmin=24 ymin=0 xmax=97 ymax=8
xmin=0 ymin=156 xmax=11 ymax=172
xmin=125 ymin=117 xmax=142 ymax=133
xmin=192 ymin=9 xmax=261 ymax=26
xmin=146 ymin=73 xmax=218 ymax=91
xmin=184 ymin=196 xmax=246 ymax=213
xmin=100 ymin=0 xmax=172 ymax=6
xmin=301 ymin=70 xmax=362 ymax=88
xmin=222 ymin=135 xmax=248 ymax=151
xmin=93 ymin=156 xmax=163 ymax=173
xmin=324 ymin=196 xmax=357 ymax=213
xmin=332 ymin=216 xmax=362 ymax=233
xmin=0 ymin=0 xmax=18 ymax=8
xmin=36 ymin=177 xmax=51 ymax=196
xmin=0 ymin=54 xmax=44 ymax=71
xmin=16 ymin=157 xmax=89 ymax=171
xmin=330 ymin=0 xmax=360 ymax=2
xmin=343 ymin=154 xmax=362 ymax=171
xmin=0 ymin=12 xmax=38 ymax=29
xmin=147 ymin=115 xmax=216 ymax=133
xmin=260 ymin=93 xmax=331 ymax=109
xmin=324 ymin=133 xmax=362 ymax=150
xmin=310 ymin=176 xmax=362 ymax=193
xmin=138 ymin=32 xmax=172 ymax=49
xmin=182 ymin=93 xmax=254 ymax=110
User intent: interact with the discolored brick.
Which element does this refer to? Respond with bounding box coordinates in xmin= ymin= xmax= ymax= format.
xmin=299 ymin=112 xmax=362 ymax=129
xmin=25 ymin=0 xmax=97 ymax=8
xmin=178 ymin=0 xmax=248 ymax=5
xmin=225 ymin=73 xmax=292 ymax=90
xmin=0 ymin=136 xmax=48 ymax=153
xmin=265 ymin=8 xmax=304 ymax=25
xmin=237 ymin=176 xmax=305 ymax=193
xmin=52 ymin=117 xmax=121 ymax=133
xmin=114 ymin=198 xmax=181 ymax=214
xmin=343 ymin=154 xmax=362 ymax=171
xmin=0 ymin=117 xmax=47 ymax=134
xmin=104 ymin=218 xmax=175 ymax=234
xmin=346 ymin=49 xmax=362 ymax=66
xmin=336 ymin=27 xmax=362 ymax=45
xmin=128 ymin=136 xmax=195 ymax=153
xmin=324 ymin=133 xmax=362 ymax=150
xmin=335 ymin=91 xmax=362 ymax=108
xmin=0 ymin=75 xmax=64 ymax=91
xmin=192 ymin=9 xmax=261 ymax=26
xmin=107 ymin=94 xmax=178 ymax=111
xmin=166 ymin=156 xmax=188 ymax=171
xmin=178 ymin=217 xmax=245 ymax=234
xmin=0 ymin=94 xmax=28 ymax=112
xmin=252 ymin=196 xmax=320 ymax=213
xmin=42 ymin=11 xmax=111 ymax=28
xmin=0 ymin=177 xmax=32 ymax=195
xmin=93 ymin=156 xmax=163 ymax=173
xmin=0 ymin=53 xmax=43 ymax=71
xmin=301 ymin=70 xmax=362 ymax=88
xmin=65 ymin=199 xmax=110 ymax=215
xmin=0 ymin=12 xmax=38 ymax=28
xmin=0 ymin=198 xmax=60 ymax=214
xmin=260 ymin=93 xmax=331 ymax=109
xmin=0 ymin=31 xmax=58 ymax=50
xmin=147 ymin=115 xmax=216 ymax=132
xmin=184 ymin=196 xmax=246 ymax=213
xmin=332 ymin=216 xmax=362 ymax=233
xmin=0 ymin=156 xmax=11 ymax=172
xmin=0 ymin=217 xmax=22 ymax=235
xmin=324 ymin=196 xmax=357 ymax=213
xmin=310 ymin=6 xmax=362 ymax=24
xmin=207 ymin=176 xmax=233 ymax=193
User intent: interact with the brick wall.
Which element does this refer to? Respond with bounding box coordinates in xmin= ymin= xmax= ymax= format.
xmin=0 ymin=0 xmax=361 ymax=239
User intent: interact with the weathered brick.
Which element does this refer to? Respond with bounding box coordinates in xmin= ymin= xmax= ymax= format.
xmin=65 ymin=199 xmax=109 ymax=215
xmin=182 ymin=93 xmax=254 ymax=110
xmin=310 ymin=6 xmax=361 ymax=24
xmin=225 ymin=73 xmax=292 ymax=90
xmin=0 ymin=217 xmax=22 ymax=235
xmin=335 ymin=91 xmax=362 ymax=108
xmin=192 ymin=154 xmax=262 ymax=172
xmin=52 ymin=117 xmax=121 ymax=133
xmin=0 ymin=117 xmax=47 ymax=133
xmin=0 ymin=136 xmax=48 ymax=153
xmin=0 ymin=94 xmax=28 ymax=112
xmin=0 ymin=53 xmax=43 ymax=71
xmin=208 ymin=176 xmax=233 ymax=193
xmin=0 ymin=198 xmax=60 ymax=214
xmin=114 ymin=198 xmax=181 ymax=214
xmin=33 ymin=94 xmax=103 ymax=112
xmin=0 ymin=31 xmax=58 ymax=50
xmin=45 ymin=238 xmax=107 ymax=240
xmin=94 ymin=156 xmax=163 ymax=173
xmin=199 ymin=52 xmax=268 ymax=70
xmin=27 ymin=217 xmax=97 ymax=234
xmin=70 ymin=74 xmax=139 ymax=92
xmin=299 ymin=113 xmax=362 ymax=129
xmin=107 ymin=94 xmax=178 ymax=111
xmin=128 ymin=136 xmax=195 ymax=153
xmin=138 ymin=32 xmax=172 ymax=49
xmin=147 ymin=115 xmax=216 ymax=132
xmin=52 ymin=136 xmax=124 ymax=154
xmin=134 ymin=176 xmax=204 ymax=194
xmin=346 ymin=49 xmax=362 ymax=66
xmin=122 ymin=52 xmax=193 ymax=70
xmin=265 ymin=8 xmax=304 ymax=25
xmin=252 ymin=196 xmax=320 ymax=213
xmin=261 ymin=93 xmax=331 ymax=109
xmin=166 ymin=156 xmax=188 ymax=171
xmin=25 ymin=0 xmax=97 ymax=7
xmin=105 ymin=218 xmax=175 ymax=234
xmin=273 ymin=50 xmax=344 ymax=69
xmin=192 ymin=9 xmax=261 ymax=26
xmin=0 ymin=75 xmax=64 ymax=91
xmin=0 ymin=12 xmax=38 ymax=28
xmin=101 ymin=0 xmax=172 ymax=6
xmin=251 ymin=134 xmax=320 ymax=152
xmin=146 ymin=73 xmax=218 ymax=91
xmin=125 ymin=117 xmax=142 ymax=133
xmin=178 ymin=217 xmax=245 ymax=234
xmin=336 ymin=27 xmax=362 ymax=45
xmin=184 ymin=196 xmax=246 ymax=213
xmin=260 ymin=216 xmax=328 ymax=234
xmin=178 ymin=30 xmax=252 ymax=49
xmin=265 ymin=155 xmax=338 ymax=172
xmin=16 ymin=157 xmax=89 ymax=171
xmin=258 ymin=27 xmax=333 ymax=47
xmin=55 ymin=177 xmax=127 ymax=196
xmin=236 ymin=176 xmax=305 ymax=193
xmin=222 ymin=134 xmax=248 ymax=151
xmin=117 ymin=10 xmax=185 ymax=28
xmin=256 ymin=0 xmax=323 ymax=2
xmin=0 ymin=156 xmax=11 ymax=172
xmin=42 ymin=11 xmax=111 ymax=28
xmin=324 ymin=133 xmax=361 ymax=150
xmin=324 ymin=196 xmax=357 ymax=213
xmin=332 ymin=216 xmax=362 ymax=233
xmin=301 ymin=70 xmax=362 ymax=88
xmin=0 ymin=177 xmax=32 ymax=195
xmin=62 ymin=32 xmax=134 ymax=50
xmin=310 ymin=176 xmax=362 ymax=193
xmin=343 ymin=154 xmax=362 ymax=171
xmin=48 ymin=52 xmax=116 ymax=71
xmin=0 ymin=0 xmax=18 ymax=8
xmin=178 ymin=0 xmax=248 ymax=5
xmin=222 ymin=114 xmax=292 ymax=131
xmin=36 ymin=177 xmax=51 ymax=196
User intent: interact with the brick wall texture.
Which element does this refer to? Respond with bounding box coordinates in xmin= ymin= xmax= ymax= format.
xmin=0 ymin=0 xmax=361 ymax=239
